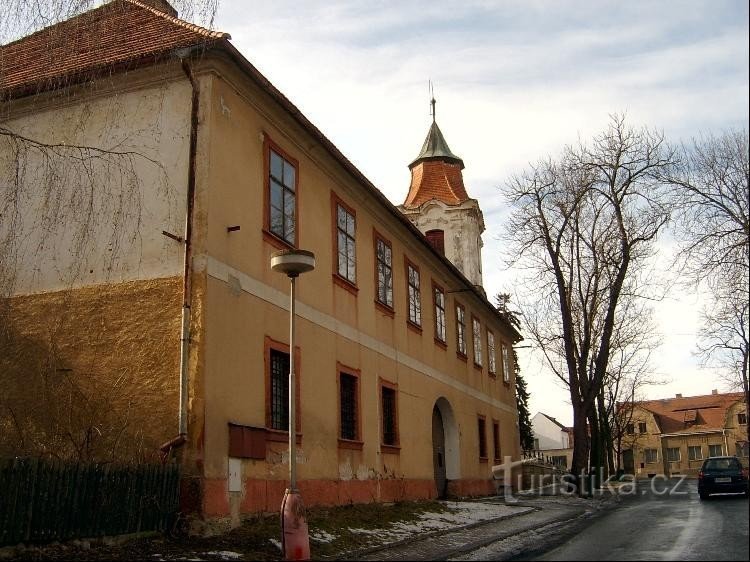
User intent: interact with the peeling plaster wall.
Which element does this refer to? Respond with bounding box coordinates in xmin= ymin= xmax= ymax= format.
xmin=0 ymin=67 xmax=191 ymax=295
xmin=0 ymin=277 xmax=182 ymax=460
xmin=400 ymin=199 xmax=485 ymax=288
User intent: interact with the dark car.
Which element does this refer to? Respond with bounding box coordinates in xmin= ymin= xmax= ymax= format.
xmin=698 ymin=456 xmax=749 ymax=499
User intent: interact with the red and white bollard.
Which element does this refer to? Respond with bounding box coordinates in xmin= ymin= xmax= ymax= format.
xmin=281 ymin=488 xmax=310 ymax=561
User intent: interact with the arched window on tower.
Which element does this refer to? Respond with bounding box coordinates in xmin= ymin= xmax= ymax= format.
xmin=425 ymin=229 xmax=445 ymax=255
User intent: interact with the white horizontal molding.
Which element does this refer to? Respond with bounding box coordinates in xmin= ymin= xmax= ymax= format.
xmin=205 ymin=255 xmax=518 ymax=416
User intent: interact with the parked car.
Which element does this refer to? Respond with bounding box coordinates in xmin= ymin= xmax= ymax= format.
xmin=697 ymin=456 xmax=749 ymax=499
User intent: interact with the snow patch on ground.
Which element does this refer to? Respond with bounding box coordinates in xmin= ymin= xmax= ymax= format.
xmin=203 ymin=551 xmax=243 ymax=560
xmin=347 ymin=500 xmax=531 ymax=545
xmin=310 ymin=529 xmax=338 ymax=543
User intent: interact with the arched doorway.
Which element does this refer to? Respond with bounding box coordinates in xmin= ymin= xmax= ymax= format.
xmin=432 ymin=397 xmax=460 ymax=498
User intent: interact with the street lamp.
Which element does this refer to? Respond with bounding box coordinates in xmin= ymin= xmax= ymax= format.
xmin=271 ymin=248 xmax=315 ymax=561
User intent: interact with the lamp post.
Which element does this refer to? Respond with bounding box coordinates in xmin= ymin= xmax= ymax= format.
xmin=271 ymin=248 xmax=315 ymax=561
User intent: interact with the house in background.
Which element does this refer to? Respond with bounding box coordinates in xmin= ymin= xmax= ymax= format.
xmin=619 ymin=391 xmax=748 ymax=478
xmin=530 ymin=412 xmax=574 ymax=469
xmin=0 ymin=0 xmax=523 ymax=523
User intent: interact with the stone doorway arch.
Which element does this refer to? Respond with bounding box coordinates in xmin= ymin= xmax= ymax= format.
xmin=432 ymin=397 xmax=460 ymax=498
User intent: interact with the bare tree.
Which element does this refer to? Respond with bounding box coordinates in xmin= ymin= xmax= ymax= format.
xmin=670 ymin=130 xmax=749 ymax=442
xmin=1 ymin=0 xmax=219 ymax=462
xmin=502 ymin=115 xmax=678 ymax=485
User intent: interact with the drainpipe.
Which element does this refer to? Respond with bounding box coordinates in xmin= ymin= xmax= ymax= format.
xmin=178 ymin=58 xmax=200 ymax=438
xmin=160 ymin=53 xmax=199 ymax=458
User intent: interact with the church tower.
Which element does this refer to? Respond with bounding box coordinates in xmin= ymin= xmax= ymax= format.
xmin=398 ymin=98 xmax=485 ymax=290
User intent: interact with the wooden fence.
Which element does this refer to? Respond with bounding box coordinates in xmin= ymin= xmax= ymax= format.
xmin=0 ymin=458 xmax=180 ymax=546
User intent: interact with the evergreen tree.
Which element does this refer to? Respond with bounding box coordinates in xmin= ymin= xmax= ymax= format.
xmin=514 ymin=350 xmax=535 ymax=452
xmin=496 ymin=293 xmax=534 ymax=452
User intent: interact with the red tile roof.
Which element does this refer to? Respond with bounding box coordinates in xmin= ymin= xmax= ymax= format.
xmin=0 ymin=0 xmax=229 ymax=98
xmin=635 ymin=392 xmax=744 ymax=434
xmin=404 ymin=160 xmax=470 ymax=208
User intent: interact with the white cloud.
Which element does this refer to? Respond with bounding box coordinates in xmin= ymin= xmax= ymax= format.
xmin=216 ymin=0 xmax=749 ymax=425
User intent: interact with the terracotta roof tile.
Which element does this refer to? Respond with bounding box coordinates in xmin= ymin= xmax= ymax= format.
xmin=404 ymin=160 xmax=470 ymax=208
xmin=0 ymin=0 xmax=229 ymax=98
xmin=634 ymin=391 xmax=744 ymax=434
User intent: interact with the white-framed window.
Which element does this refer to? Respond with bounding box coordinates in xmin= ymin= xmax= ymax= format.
xmin=472 ymin=317 xmax=483 ymax=367
xmin=666 ymin=447 xmax=681 ymax=462
xmin=644 ymin=449 xmax=658 ymax=463
xmin=335 ymin=202 xmax=356 ymax=283
xmin=708 ymin=444 xmax=723 ymax=457
xmin=501 ymin=343 xmax=511 ymax=382
xmin=456 ymin=303 xmax=467 ymax=356
xmin=375 ymin=234 xmax=393 ymax=308
xmin=487 ymin=331 xmax=496 ymax=374
xmin=406 ymin=261 xmax=421 ymax=326
xmin=433 ymin=284 xmax=446 ymax=343
xmin=688 ymin=445 xmax=702 ymax=461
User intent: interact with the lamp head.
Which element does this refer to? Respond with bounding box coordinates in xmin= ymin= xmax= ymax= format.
xmin=271 ymin=249 xmax=316 ymax=277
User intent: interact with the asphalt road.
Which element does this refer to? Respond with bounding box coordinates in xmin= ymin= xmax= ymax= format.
xmin=523 ymin=478 xmax=749 ymax=561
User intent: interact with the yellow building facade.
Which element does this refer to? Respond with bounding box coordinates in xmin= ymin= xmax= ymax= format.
xmin=620 ymin=392 xmax=748 ymax=478
xmin=0 ymin=0 xmax=522 ymax=520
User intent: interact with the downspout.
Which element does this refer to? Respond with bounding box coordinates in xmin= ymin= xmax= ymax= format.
xmin=160 ymin=54 xmax=200 ymax=459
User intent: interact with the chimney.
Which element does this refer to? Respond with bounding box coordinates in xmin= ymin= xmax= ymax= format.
xmin=675 ymin=393 xmax=682 ymax=398
xmin=712 ymin=389 xmax=718 ymax=395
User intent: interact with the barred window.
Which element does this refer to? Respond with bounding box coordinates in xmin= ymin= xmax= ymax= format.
xmin=381 ymin=386 xmax=398 ymax=446
xmin=268 ymin=148 xmax=296 ymax=244
xmin=336 ymin=203 xmax=356 ymax=283
xmin=407 ymin=262 xmax=421 ymax=326
xmin=492 ymin=421 xmax=501 ymax=461
xmin=487 ymin=331 xmax=496 ymax=374
xmin=270 ymin=349 xmax=290 ymax=431
xmin=456 ymin=304 xmax=466 ymax=356
xmin=340 ymin=373 xmax=358 ymax=441
xmin=478 ymin=416 xmax=487 ymax=459
xmin=434 ymin=285 xmax=446 ymax=343
xmin=472 ymin=317 xmax=483 ymax=367
xmin=375 ymin=236 xmax=393 ymax=307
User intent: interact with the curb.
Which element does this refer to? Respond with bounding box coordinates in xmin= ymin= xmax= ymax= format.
xmin=322 ymin=504 xmax=539 ymax=561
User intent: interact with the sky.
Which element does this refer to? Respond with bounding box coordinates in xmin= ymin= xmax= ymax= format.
xmin=213 ymin=0 xmax=749 ymax=425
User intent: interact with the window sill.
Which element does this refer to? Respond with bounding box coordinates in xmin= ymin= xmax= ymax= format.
xmin=407 ymin=320 xmax=423 ymax=335
xmin=265 ymin=428 xmax=302 ymax=445
xmin=332 ymin=273 xmax=359 ymax=295
xmin=381 ymin=444 xmax=401 ymax=454
xmin=262 ymin=229 xmax=295 ymax=251
xmin=473 ymin=362 xmax=483 ymax=371
xmin=457 ymin=352 xmax=468 ymax=362
xmin=479 ymin=456 xmax=489 ymax=463
xmin=375 ymin=300 xmax=395 ymax=317
xmin=338 ymin=439 xmax=364 ymax=450
xmin=434 ymin=338 xmax=447 ymax=350
xmin=502 ymin=380 xmax=511 ymax=387
xmin=489 ymin=371 xmax=497 ymax=379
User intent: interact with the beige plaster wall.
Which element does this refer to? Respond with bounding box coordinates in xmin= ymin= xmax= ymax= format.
xmin=193 ymin=59 xmax=520 ymax=497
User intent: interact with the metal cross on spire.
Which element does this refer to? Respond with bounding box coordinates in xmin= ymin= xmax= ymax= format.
xmin=429 ymin=80 xmax=436 ymax=123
